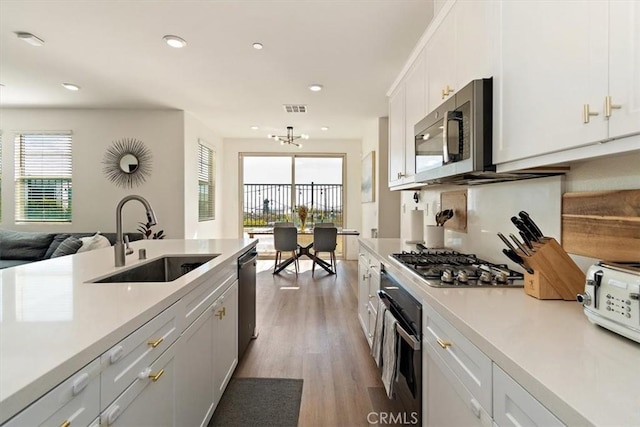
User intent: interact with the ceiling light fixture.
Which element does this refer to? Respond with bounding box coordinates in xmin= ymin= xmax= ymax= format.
xmin=250 ymin=125 xmax=259 ymax=130
xmin=163 ymin=35 xmax=187 ymax=48
xmin=252 ymin=42 xmax=263 ymax=50
xmin=16 ymin=32 xmax=44 ymax=46
xmin=308 ymin=84 xmax=323 ymax=92
xmin=268 ymin=126 xmax=308 ymax=148
xmin=62 ymin=83 xmax=80 ymax=91
xmin=320 ymin=126 xmax=329 ymax=131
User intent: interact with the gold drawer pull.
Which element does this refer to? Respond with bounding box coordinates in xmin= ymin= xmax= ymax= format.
xmin=147 ymin=337 xmax=164 ymax=348
xmin=60 ymin=421 xmax=71 ymax=427
xmin=216 ymin=307 xmax=226 ymax=319
xmin=437 ymin=338 xmax=452 ymax=349
xmin=148 ymin=369 xmax=165 ymax=382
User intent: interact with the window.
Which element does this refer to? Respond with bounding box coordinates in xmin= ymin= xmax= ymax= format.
xmin=14 ymin=133 xmax=72 ymax=223
xmin=198 ymin=141 xmax=215 ymax=221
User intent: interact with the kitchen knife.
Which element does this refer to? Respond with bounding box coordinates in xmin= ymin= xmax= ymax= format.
xmin=497 ymin=232 xmax=518 ymax=252
xmin=518 ymin=211 xmax=544 ymax=239
xmin=510 ymin=216 xmax=538 ymax=243
xmin=502 ymin=249 xmax=534 ymax=274
xmin=519 ymin=230 xmax=534 ymax=251
xmin=509 ymin=233 xmax=531 ymax=257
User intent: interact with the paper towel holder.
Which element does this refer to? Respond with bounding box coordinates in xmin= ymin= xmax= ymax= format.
xmin=405 ymin=207 xmax=425 ymax=244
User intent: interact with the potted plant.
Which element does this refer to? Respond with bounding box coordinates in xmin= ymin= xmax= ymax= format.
xmin=137 ymin=222 xmax=165 ymax=239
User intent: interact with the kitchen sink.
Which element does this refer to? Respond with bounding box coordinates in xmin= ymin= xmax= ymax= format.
xmin=91 ymin=255 xmax=219 ymax=283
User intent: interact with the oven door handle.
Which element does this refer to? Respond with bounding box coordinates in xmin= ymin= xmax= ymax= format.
xmin=396 ymin=322 xmax=420 ymax=351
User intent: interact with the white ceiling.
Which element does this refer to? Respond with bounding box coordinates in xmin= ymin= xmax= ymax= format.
xmin=0 ymin=0 xmax=432 ymax=140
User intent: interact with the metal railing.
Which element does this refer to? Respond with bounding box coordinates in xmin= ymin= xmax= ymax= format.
xmin=243 ymin=182 xmax=343 ymax=227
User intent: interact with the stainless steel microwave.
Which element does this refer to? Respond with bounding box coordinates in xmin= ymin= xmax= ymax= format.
xmin=414 ymin=78 xmax=494 ymax=184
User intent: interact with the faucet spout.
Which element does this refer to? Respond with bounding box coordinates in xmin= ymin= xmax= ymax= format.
xmin=115 ymin=195 xmax=158 ymax=267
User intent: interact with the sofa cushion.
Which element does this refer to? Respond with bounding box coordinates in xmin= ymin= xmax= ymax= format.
xmin=51 ymin=236 xmax=84 ymax=258
xmin=0 ymin=260 xmax=33 ymax=269
xmin=77 ymin=233 xmax=111 ymax=253
xmin=43 ymin=233 xmax=71 ymax=259
xmin=0 ymin=229 xmax=56 ymax=261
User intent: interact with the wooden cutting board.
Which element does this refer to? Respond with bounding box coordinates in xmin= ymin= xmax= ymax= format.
xmin=561 ymin=189 xmax=640 ymax=261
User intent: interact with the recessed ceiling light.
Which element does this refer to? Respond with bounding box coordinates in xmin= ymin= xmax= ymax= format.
xmin=308 ymin=84 xmax=323 ymax=92
xmin=252 ymin=42 xmax=263 ymax=50
xmin=62 ymin=83 xmax=80 ymax=91
xmin=163 ymin=35 xmax=187 ymax=48
xmin=250 ymin=126 xmax=259 ymax=130
xmin=320 ymin=126 xmax=329 ymax=131
xmin=15 ymin=32 xmax=44 ymax=46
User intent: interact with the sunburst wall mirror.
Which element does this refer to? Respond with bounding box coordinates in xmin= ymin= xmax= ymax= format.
xmin=103 ymin=138 xmax=152 ymax=188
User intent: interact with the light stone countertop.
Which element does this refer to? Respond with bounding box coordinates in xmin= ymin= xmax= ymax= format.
xmin=0 ymin=238 xmax=257 ymax=424
xmin=359 ymin=238 xmax=640 ymax=427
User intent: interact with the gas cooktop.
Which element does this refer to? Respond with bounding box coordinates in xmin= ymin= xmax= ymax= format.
xmin=391 ymin=248 xmax=524 ymax=288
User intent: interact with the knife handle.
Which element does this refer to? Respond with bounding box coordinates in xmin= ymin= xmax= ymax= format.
xmin=502 ymin=249 xmax=534 ymax=274
xmin=497 ymin=232 xmax=517 ymax=252
xmin=511 ymin=216 xmax=537 ymax=243
xmin=518 ymin=211 xmax=544 ymax=239
xmin=519 ymin=231 xmax=534 ymax=251
xmin=509 ymin=233 xmax=531 ymax=257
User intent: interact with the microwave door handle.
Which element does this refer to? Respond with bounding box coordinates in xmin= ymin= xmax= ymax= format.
xmin=442 ymin=111 xmax=451 ymax=164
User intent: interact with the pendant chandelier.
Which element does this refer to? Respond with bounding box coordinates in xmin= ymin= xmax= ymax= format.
xmin=268 ymin=126 xmax=308 ymax=148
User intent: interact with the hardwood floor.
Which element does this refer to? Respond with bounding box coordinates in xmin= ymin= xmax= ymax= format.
xmin=233 ymin=259 xmax=403 ymax=426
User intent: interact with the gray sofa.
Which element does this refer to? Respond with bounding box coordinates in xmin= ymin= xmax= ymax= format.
xmin=0 ymin=229 xmax=144 ymax=270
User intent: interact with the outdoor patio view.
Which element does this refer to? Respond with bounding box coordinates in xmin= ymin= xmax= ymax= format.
xmin=242 ymin=155 xmax=344 ymax=256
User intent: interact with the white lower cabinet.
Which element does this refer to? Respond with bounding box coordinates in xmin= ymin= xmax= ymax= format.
xmin=101 ymin=342 xmax=176 ymax=426
xmin=3 ymin=359 xmax=100 ymax=427
xmin=493 ymin=364 xmax=564 ymax=427
xmin=357 ymin=246 xmax=381 ymax=347
xmin=213 ymin=280 xmax=239 ymax=403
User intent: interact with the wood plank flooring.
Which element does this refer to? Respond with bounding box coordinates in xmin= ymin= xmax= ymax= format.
xmin=233 ymin=259 xmax=404 ymax=426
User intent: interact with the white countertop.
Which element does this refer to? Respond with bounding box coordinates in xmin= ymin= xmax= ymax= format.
xmin=0 ymin=238 xmax=257 ymax=424
xmin=359 ymin=238 xmax=640 ymax=427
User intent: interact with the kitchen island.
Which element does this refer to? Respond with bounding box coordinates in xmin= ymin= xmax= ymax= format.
xmin=359 ymin=238 xmax=640 ymax=427
xmin=0 ymin=238 xmax=257 ymax=425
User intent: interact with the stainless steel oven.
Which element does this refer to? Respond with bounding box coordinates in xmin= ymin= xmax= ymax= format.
xmin=378 ymin=266 xmax=422 ymax=424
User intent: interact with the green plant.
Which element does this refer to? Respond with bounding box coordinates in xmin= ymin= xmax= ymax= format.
xmin=137 ymin=222 xmax=165 ymax=239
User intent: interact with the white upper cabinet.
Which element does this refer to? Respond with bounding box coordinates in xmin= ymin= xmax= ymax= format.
xmin=425 ymin=8 xmax=456 ymax=111
xmin=495 ymin=0 xmax=639 ymax=167
xmin=403 ymin=50 xmax=425 ymax=179
xmin=388 ymin=84 xmax=406 ymax=187
xmin=609 ymin=1 xmax=640 ymax=137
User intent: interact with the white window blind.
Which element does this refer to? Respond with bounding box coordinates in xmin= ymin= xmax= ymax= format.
xmin=198 ymin=142 xmax=215 ymax=221
xmin=14 ymin=133 xmax=73 ymax=223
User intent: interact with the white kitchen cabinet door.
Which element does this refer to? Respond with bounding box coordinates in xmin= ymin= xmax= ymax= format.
xmin=357 ymin=252 xmax=373 ymax=346
xmin=213 ymin=280 xmax=239 ymax=403
xmin=424 ymin=349 xmax=492 ymax=427
xmin=495 ymin=0 xmax=609 ymax=164
xmin=175 ymin=303 xmax=215 ymax=427
xmin=388 ymin=84 xmax=406 ymax=186
xmin=101 ymin=343 xmax=176 ymax=427
xmin=455 ymin=0 xmax=496 ymax=88
xmin=425 ymin=7 xmax=457 ymax=111
xmin=493 ymin=364 xmax=564 ymax=427
xmin=609 ymin=1 xmax=640 ymax=138
xmin=404 ymin=49 xmax=425 ymax=181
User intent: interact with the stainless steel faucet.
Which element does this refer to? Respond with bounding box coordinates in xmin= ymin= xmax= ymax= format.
xmin=115 ymin=195 xmax=158 ymax=266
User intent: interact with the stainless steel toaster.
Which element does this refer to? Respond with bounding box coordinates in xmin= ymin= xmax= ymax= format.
xmin=577 ymin=261 xmax=640 ymax=344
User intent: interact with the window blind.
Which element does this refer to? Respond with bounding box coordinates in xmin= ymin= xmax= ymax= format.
xmin=198 ymin=142 xmax=215 ymax=221
xmin=14 ymin=133 xmax=73 ymax=222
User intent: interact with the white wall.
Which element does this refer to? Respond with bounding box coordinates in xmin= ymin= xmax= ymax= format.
xmin=183 ymin=112 xmax=224 ymax=238
xmin=361 ymin=119 xmax=379 ymax=238
xmin=0 ymin=109 xmax=186 ymax=237
xmin=221 ymin=138 xmax=362 ymax=260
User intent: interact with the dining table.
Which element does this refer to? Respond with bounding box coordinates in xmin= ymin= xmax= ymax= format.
xmin=246 ymin=227 xmax=360 ymax=274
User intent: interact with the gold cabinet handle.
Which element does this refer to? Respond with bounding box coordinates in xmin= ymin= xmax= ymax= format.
xmin=362 ymin=274 xmax=369 ymax=281
xmin=605 ymin=95 xmax=621 ymax=118
xmin=437 ymin=338 xmax=452 ymax=349
xmin=441 ymin=85 xmax=455 ymax=99
xmin=583 ymin=104 xmax=599 ymax=123
xmin=60 ymin=421 xmax=71 ymax=427
xmin=147 ymin=337 xmax=164 ymax=348
xmin=148 ymin=369 xmax=165 ymax=382
xmin=216 ymin=306 xmax=226 ymax=319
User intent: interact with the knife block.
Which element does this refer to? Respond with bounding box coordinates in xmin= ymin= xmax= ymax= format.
xmin=518 ymin=237 xmax=586 ymax=300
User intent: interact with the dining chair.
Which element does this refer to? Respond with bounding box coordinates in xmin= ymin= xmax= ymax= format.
xmin=274 ymin=222 xmax=294 ymax=227
xmin=312 ymin=226 xmax=338 ymax=277
xmin=273 ymin=226 xmax=299 ymax=275
xmin=314 ymin=222 xmax=335 ymax=228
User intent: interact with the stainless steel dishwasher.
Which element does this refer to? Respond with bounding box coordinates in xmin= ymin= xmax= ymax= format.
xmin=238 ymin=248 xmax=258 ymax=360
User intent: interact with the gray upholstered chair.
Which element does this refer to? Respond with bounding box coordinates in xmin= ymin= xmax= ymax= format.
xmin=273 ymin=226 xmax=299 ymax=275
xmin=312 ymin=226 xmax=338 ymax=276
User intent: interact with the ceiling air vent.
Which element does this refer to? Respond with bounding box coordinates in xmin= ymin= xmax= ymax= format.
xmin=283 ymin=104 xmax=307 ymax=113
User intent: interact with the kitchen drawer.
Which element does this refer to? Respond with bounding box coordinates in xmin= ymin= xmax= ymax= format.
xmin=4 ymin=358 xmax=100 ymax=427
xmin=100 ymin=342 xmax=176 ymax=427
xmin=423 ymin=302 xmax=492 ymax=414
xmin=100 ymin=301 xmax=180 ymax=409
xmin=179 ymin=265 xmax=236 ymax=332
xmin=368 ymin=262 xmax=381 ymax=300
xmin=493 ymin=364 xmax=564 ymax=427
